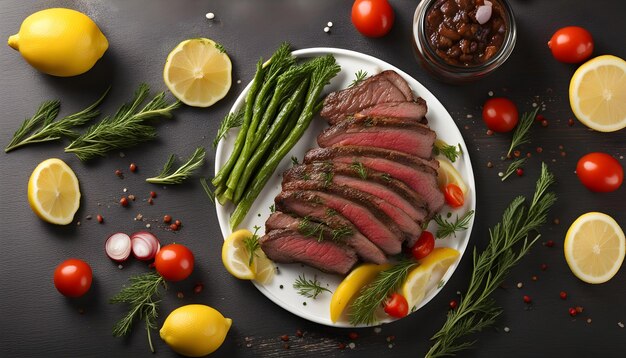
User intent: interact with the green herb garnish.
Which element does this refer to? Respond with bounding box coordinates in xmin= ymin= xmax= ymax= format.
xmin=214 ymin=42 xmax=226 ymax=53
xmin=434 ymin=210 xmax=475 ymax=239
xmin=146 ymin=147 xmax=206 ymax=185
xmin=200 ymin=177 xmax=215 ymax=203
xmin=214 ymin=109 xmax=244 ymax=148
xmin=507 ymin=107 xmax=540 ymax=157
xmin=501 ymin=158 xmax=527 ymax=182
xmin=349 ymin=69 xmax=368 ymax=88
xmin=243 ymin=226 xmax=261 ymax=266
xmin=350 ymin=161 xmax=368 ymax=179
xmin=434 ymin=140 xmax=463 ymax=163
xmin=293 ymin=274 xmax=331 ymax=299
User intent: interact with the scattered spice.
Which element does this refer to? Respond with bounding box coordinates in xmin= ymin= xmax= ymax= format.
xmin=97 ymin=214 xmax=104 ymax=223
xmin=560 ymin=151 xmax=567 ymax=157
xmin=324 ymin=26 xmax=330 ymax=33
xmin=503 ymin=327 xmax=510 ymax=333
xmin=338 ymin=343 xmax=346 ymax=350
xmin=569 ymin=307 xmax=577 ymax=317
xmin=568 ymin=118 xmax=575 ymax=126
xmin=120 ymin=197 xmax=129 ymax=207
xmin=513 ymin=150 xmax=521 ymax=158
xmin=150 ymin=191 xmax=157 ymax=198
xmin=163 ymin=215 xmax=172 ymax=223
xmin=516 ymin=282 xmax=523 ymax=289
xmin=523 ymin=295 xmax=532 ymax=304
xmin=327 ymin=21 xmax=333 ymax=27
xmin=283 ymin=343 xmax=290 ymax=350
xmin=619 ymin=322 xmax=624 ymax=328
xmin=175 ymin=219 xmax=182 ymax=227
xmin=295 ymin=329 xmax=304 ymax=338
xmin=135 ymin=213 xmax=143 ymax=221
xmin=535 ymin=114 xmax=545 ymax=122
xmin=486 ymin=129 xmax=494 ymax=136
xmin=177 ymin=291 xmax=184 ymax=299
xmin=531 ymin=275 xmax=538 ymax=281
xmin=193 ymin=283 xmax=203 ymax=294
xmin=148 ymin=198 xmax=154 ymax=205
xmin=115 ymin=169 xmax=123 ymax=178
xmin=170 ymin=223 xmax=179 ymax=231
xmin=576 ymin=306 xmax=584 ymax=314
xmin=279 ymin=285 xmax=284 ymax=289
xmin=526 ymin=152 xmax=532 ymax=158
xmin=386 ymin=335 xmax=395 ymax=342
xmin=348 ymin=342 xmax=356 ymax=349
xmin=587 ymin=318 xmax=592 ymax=324
xmin=86 ymin=215 xmax=92 ymax=220
xmin=206 ymin=12 xmax=215 ymax=20
xmin=516 ymin=168 xmax=524 ymax=176
xmin=536 ymin=147 xmax=543 ymax=153
xmin=553 ymin=218 xmax=560 ymax=225
xmin=128 ymin=194 xmax=135 ymax=201
xmin=487 ymin=161 xmax=493 ymax=168
xmin=449 ymin=299 xmax=458 ymax=310
xmin=280 ymin=335 xmax=289 ymax=342
xmin=541 ymin=264 xmax=548 ymax=271
xmin=348 ymin=332 xmax=359 ymax=340
xmin=130 ymin=163 xmax=137 ymax=172
xmin=560 ymin=291 xmax=567 ymax=300
xmin=545 ymin=240 xmax=554 ymax=247
xmin=541 ymin=120 xmax=548 ymax=127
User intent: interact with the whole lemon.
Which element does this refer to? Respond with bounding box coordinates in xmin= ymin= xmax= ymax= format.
xmin=7 ymin=8 xmax=108 ymax=77
xmin=160 ymin=304 xmax=232 ymax=357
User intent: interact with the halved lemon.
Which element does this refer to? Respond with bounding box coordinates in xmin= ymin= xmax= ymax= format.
xmin=329 ymin=263 xmax=391 ymax=323
xmin=437 ymin=157 xmax=468 ymax=195
xmin=163 ymin=38 xmax=232 ymax=107
xmin=564 ymin=212 xmax=625 ymax=284
xmin=222 ymin=229 xmax=257 ymax=280
xmin=569 ymin=55 xmax=626 ymax=132
xmin=402 ymin=247 xmax=460 ymax=310
xmin=27 ymin=158 xmax=80 ymax=225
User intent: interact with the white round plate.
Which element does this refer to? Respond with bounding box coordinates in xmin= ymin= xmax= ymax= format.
xmin=215 ymin=48 xmax=476 ymax=327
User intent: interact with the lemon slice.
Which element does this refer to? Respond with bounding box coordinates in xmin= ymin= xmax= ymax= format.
xmin=253 ymin=250 xmax=275 ymax=284
xmin=27 ymin=158 xmax=81 ymax=225
xmin=163 ymin=38 xmax=232 ymax=107
xmin=222 ymin=229 xmax=256 ymax=280
xmin=569 ymin=55 xmax=626 ymax=132
xmin=437 ymin=157 xmax=468 ymax=195
xmin=402 ymin=247 xmax=460 ymax=310
xmin=564 ymin=212 xmax=625 ymax=284
xmin=330 ymin=263 xmax=391 ymax=323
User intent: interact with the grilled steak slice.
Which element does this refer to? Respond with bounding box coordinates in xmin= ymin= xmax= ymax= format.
xmin=304 ymin=146 xmax=444 ymax=213
xmin=283 ymin=162 xmax=429 ymax=222
xmin=381 ymin=70 xmax=415 ymax=101
xmin=321 ymin=73 xmax=409 ymax=124
xmin=276 ymin=190 xmax=403 ymax=254
xmin=259 ymin=228 xmax=357 ymax=275
xmin=317 ymin=116 xmax=436 ymax=158
xmin=356 ymin=99 xmax=428 ymax=123
xmin=265 ymin=210 xmax=387 ymax=264
xmin=282 ymin=180 xmax=421 ymax=243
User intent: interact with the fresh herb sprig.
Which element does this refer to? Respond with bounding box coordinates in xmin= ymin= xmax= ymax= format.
xmin=434 ymin=210 xmax=475 ymax=239
xmin=434 ymin=140 xmax=463 ymax=163
xmin=5 ymin=89 xmax=108 ymax=152
xmin=507 ymin=107 xmax=540 ymax=157
xmin=350 ymin=161 xmax=368 ymax=179
xmin=293 ymin=274 xmax=331 ymax=299
xmin=200 ymin=177 xmax=215 ymax=203
xmin=110 ymin=272 xmax=165 ymax=353
xmin=349 ymin=260 xmax=417 ymax=325
xmin=65 ymin=84 xmax=180 ymax=161
xmin=243 ymin=226 xmax=261 ymax=266
xmin=349 ymin=70 xmax=368 ymax=88
xmin=213 ymin=109 xmax=244 ymax=148
xmin=426 ymin=163 xmax=556 ymax=357
xmin=146 ymin=147 xmax=206 ymax=185
xmin=501 ymin=157 xmax=527 ymax=182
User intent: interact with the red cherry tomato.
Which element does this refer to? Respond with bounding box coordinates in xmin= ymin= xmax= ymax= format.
xmin=384 ymin=293 xmax=409 ymax=318
xmin=576 ymin=152 xmax=623 ymax=192
xmin=351 ymin=0 xmax=395 ymax=38
xmin=482 ymin=98 xmax=519 ymax=132
xmin=155 ymin=244 xmax=195 ymax=281
xmin=548 ymin=26 xmax=594 ymax=64
xmin=411 ymin=231 xmax=435 ymax=260
xmin=444 ymin=183 xmax=465 ymax=208
xmin=53 ymin=259 xmax=93 ymax=297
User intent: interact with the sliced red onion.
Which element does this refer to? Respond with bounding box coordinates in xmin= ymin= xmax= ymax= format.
xmin=130 ymin=231 xmax=160 ymax=261
xmin=105 ymin=233 xmax=132 ymax=262
xmin=475 ymin=3 xmax=493 ymax=25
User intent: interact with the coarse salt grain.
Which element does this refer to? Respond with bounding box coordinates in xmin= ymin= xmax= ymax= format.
xmin=146 ymin=223 xmax=151 ymax=228
xmin=374 ymin=327 xmax=382 ymax=333
xmin=504 ymin=327 xmax=510 ymax=333
xmin=324 ymin=26 xmax=330 ymax=33
xmin=348 ymin=343 xmax=355 ymax=349
xmin=118 ymin=264 xmax=123 ymax=269
xmin=327 ymin=21 xmax=333 ymax=27
xmin=206 ymin=12 xmax=215 ymax=20
xmin=488 ymin=91 xmax=494 ymax=96
xmin=619 ymin=322 xmax=625 ymax=328
xmin=498 ymin=172 xmax=504 ymax=177
xmin=516 ymin=282 xmax=523 ymax=289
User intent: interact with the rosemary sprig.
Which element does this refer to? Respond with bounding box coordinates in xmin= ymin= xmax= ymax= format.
xmin=6 ymin=88 xmax=108 ymax=152
xmin=243 ymin=226 xmax=261 ymax=266
xmin=146 ymin=147 xmax=206 ymax=185
xmin=65 ymin=84 xmax=180 ymax=161
xmin=293 ymin=274 xmax=331 ymax=299
xmin=213 ymin=109 xmax=244 ymax=148
xmin=110 ymin=272 xmax=166 ymax=353
xmin=291 ymin=156 xmax=300 ymax=166
xmin=434 ymin=140 xmax=463 ymax=163
xmin=349 ymin=70 xmax=368 ymax=88
xmin=349 ymin=260 xmax=417 ymax=325
xmin=200 ymin=177 xmax=215 ymax=203
xmin=214 ymin=42 xmax=226 ymax=53
xmin=350 ymin=161 xmax=368 ymax=179
xmin=426 ymin=163 xmax=556 ymax=357
xmin=507 ymin=107 xmax=540 ymax=157
xmin=433 ymin=210 xmax=475 ymax=239
xmin=501 ymin=157 xmax=527 ymax=182
xmin=298 ymin=216 xmax=351 ymax=243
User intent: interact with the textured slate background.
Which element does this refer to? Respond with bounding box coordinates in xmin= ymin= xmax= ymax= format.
xmin=1 ymin=0 xmax=625 ymax=357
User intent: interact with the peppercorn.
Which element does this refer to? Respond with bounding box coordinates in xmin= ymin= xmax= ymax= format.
xmin=486 ymin=129 xmax=494 ymax=136
xmin=280 ymin=335 xmax=289 ymax=342
xmin=120 ymin=197 xmax=129 ymax=207
xmin=175 ymin=219 xmax=182 ymax=227
xmin=348 ymin=332 xmax=358 ymax=340
xmin=150 ymin=191 xmax=157 ymax=198
xmin=129 ymin=163 xmax=137 ymax=172
xmin=170 ymin=223 xmax=179 ymax=231
xmin=541 ymin=263 xmax=548 ymax=271
xmin=536 ymin=147 xmax=543 ymax=153
xmin=531 ymin=275 xmax=538 ymax=281
xmin=115 ymin=169 xmax=123 ymax=178
xmin=338 ymin=343 xmax=346 ymax=350
xmin=295 ymin=330 xmax=303 ymax=338
xmin=560 ymin=291 xmax=567 ymax=300
xmin=536 ymin=114 xmax=545 ymax=122
xmin=148 ymin=198 xmax=154 ymax=205
xmin=516 ymin=168 xmax=524 ymax=176
xmin=449 ymin=299 xmax=458 ymax=310
xmin=97 ymin=214 xmax=104 ymax=223
xmin=523 ymin=295 xmax=532 ymax=304
xmin=541 ymin=120 xmax=548 ymax=127
xmin=193 ymin=283 xmax=203 ymax=294
xmin=545 ymin=240 xmax=554 ymax=247
xmin=513 ymin=150 xmax=521 ymax=158
xmin=569 ymin=307 xmax=577 ymax=317
xmin=568 ymin=118 xmax=575 ymax=126
xmin=177 ymin=291 xmax=184 ymax=299
xmin=163 ymin=215 xmax=172 ymax=223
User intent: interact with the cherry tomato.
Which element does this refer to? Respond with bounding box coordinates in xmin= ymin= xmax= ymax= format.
xmin=444 ymin=183 xmax=465 ymax=208
xmin=548 ymin=26 xmax=594 ymax=64
xmin=384 ymin=293 xmax=409 ymax=318
xmin=482 ymin=98 xmax=519 ymax=132
xmin=576 ymin=152 xmax=623 ymax=192
xmin=53 ymin=259 xmax=93 ymax=297
xmin=155 ymin=244 xmax=195 ymax=281
xmin=411 ymin=231 xmax=435 ymax=260
xmin=351 ymin=0 xmax=395 ymax=38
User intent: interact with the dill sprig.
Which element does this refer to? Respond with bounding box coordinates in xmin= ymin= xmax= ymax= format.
xmin=200 ymin=177 xmax=215 ymax=203
xmin=293 ymin=274 xmax=331 ymax=299
xmin=298 ymin=216 xmax=352 ymax=243
xmin=434 ymin=140 xmax=463 ymax=163
xmin=434 ymin=210 xmax=475 ymax=239
xmin=507 ymin=107 xmax=540 ymax=157
xmin=349 ymin=260 xmax=417 ymax=325
xmin=65 ymin=84 xmax=180 ymax=161
xmin=214 ymin=42 xmax=226 ymax=53
xmin=5 ymin=89 xmax=108 ymax=152
xmin=213 ymin=109 xmax=244 ymax=148
xmin=501 ymin=157 xmax=527 ymax=182
xmin=243 ymin=226 xmax=261 ymax=266
xmin=349 ymin=70 xmax=368 ymax=88
xmin=350 ymin=161 xmax=368 ymax=179
xmin=291 ymin=156 xmax=300 ymax=166
xmin=146 ymin=147 xmax=206 ymax=185
xmin=110 ymin=272 xmax=165 ymax=353
xmin=426 ymin=163 xmax=556 ymax=357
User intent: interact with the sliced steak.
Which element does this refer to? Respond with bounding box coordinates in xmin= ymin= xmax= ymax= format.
xmin=282 ymin=180 xmax=421 ymax=243
xmin=317 ymin=116 xmax=436 ymax=158
xmin=265 ymin=210 xmax=387 ymax=264
xmin=283 ymin=162 xmax=429 ymax=223
xmin=304 ymin=146 xmax=444 ymax=213
xmin=321 ymin=73 xmax=408 ymax=124
xmin=259 ymin=228 xmax=357 ymax=275
xmin=381 ymin=70 xmax=414 ymax=101
xmin=276 ymin=190 xmax=403 ymax=254
xmin=356 ymin=99 xmax=428 ymax=123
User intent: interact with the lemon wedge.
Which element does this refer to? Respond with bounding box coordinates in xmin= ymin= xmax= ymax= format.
xmin=163 ymin=38 xmax=232 ymax=107
xmin=437 ymin=157 xmax=468 ymax=195
xmin=330 ymin=263 xmax=391 ymax=323
xmin=28 ymin=158 xmax=81 ymax=225
xmin=564 ymin=212 xmax=625 ymax=284
xmin=402 ymin=247 xmax=460 ymax=310
xmin=222 ymin=229 xmax=257 ymax=280
xmin=253 ymin=250 xmax=275 ymax=284
xmin=569 ymin=55 xmax=626 ymax=132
